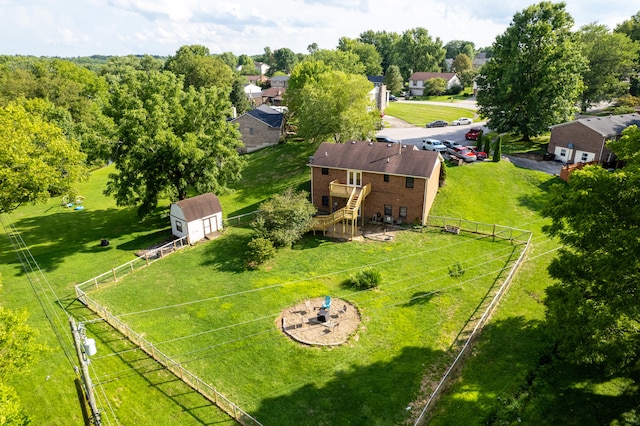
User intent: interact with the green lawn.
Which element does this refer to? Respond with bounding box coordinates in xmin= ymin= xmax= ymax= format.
xmin=3 ymin=136 xmax=634 ymax=425
xmin=384 ymin=102 xmax=477 ymax=127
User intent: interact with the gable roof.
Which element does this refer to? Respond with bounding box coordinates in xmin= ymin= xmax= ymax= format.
xmin=409 ymin=72 xmax=457 ymax=82
xmin=552 ymin=113 xmax=640 ymax=138
xmin=367 ymin=76 xmax=384 ymax=84
xmin=244 ymin=105 xmax=284 ymax=128
xmin=309 ymin=141 xmax=439 ymax=179
xmin=261 ymin=87 xmax=285 ymax=98
xmin=173 ymin=193 xmax=222 ymax=222
xmin=270 ymin=75 xmax=290 ymax=83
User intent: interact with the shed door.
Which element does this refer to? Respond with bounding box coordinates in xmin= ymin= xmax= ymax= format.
xmin=203 ymin=218 xmax=211 ymax=235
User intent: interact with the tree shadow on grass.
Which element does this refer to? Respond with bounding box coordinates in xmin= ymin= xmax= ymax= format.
xmin=199 ymin=232 xmax=252 ymax=273
xmin=69 ymin=300 xmax=236 ymax=426
xmin=517 ymin=176 xmax=563 ymax=213
xmin=251 ymin=346 xmax=446 ymax=425
xmin=402 ymin=290 xmax=443 ymax=307
xmin=2 ymin=205 xmax=168 ymax=275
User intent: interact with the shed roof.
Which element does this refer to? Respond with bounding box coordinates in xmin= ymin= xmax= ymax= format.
xmin=552 ymin=113 xmax=640 ymax=138
xmin=309 ymin=141 xmax=439 ymax=179
xmin=173 ymin=193 xmax=222 ymax=222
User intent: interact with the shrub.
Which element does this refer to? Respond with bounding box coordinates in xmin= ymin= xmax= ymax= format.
xmin=348 ymin=268 xmax=382 ymax=290
xmin=246 ymin=237 xmax=276 ymax=269
xmin=448 ymin=262 xmax=465 ymax=278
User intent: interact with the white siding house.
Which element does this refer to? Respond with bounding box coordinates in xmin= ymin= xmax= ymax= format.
xmin=170 ymin=193 xmax=223 ymax=244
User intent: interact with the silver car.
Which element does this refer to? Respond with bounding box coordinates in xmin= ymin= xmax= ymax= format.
xmin=421 ymin=138 xmax=447 ymax=152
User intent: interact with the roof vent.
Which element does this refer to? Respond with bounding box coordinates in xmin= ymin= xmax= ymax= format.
xmin=387 ymin=143 xmax=392 ymax=147
xmin=325 ymin=151 xmax=328 ymax=157
xmin=351 ymin=140 xmax=356 ymax=144
xmin=387 ymin=158 xmax=390 ymax=163
xmin=309 ymin=156 xmax=314 ymax=163
xmin=368 ymin=142 xmax=373 ymax=146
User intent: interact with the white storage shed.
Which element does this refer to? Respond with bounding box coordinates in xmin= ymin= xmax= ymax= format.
xmin=170 ymin=193 xmax=223 ymax=244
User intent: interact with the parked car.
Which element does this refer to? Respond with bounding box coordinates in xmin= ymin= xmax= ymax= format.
xmin=465 ymin=128 xmax=483 ymax=141
xmin=389 ymin=94 xmax=398 ymax=102
xmin=421 ymin=138 xmax=447 ymax=152
xmin=447 ymin=146 xmax=477 ymax=162
xmin=468 ymin=146 xmax=488 ymax=160
xmin=375 ymin=136 xmax=400 ymax=144
xmin=442 ymin=140 xmax=461 ymax=149
xmin=426 ymin=120 xmax=448 ymax=128
xmin=451 ymin=117 xmax=473 ymax=126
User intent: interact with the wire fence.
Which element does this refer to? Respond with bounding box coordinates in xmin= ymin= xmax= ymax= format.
xmin=74 ymin=288 xmax=262 ymax=426
xmin=75 ymin=236 xmax=188 ymax=292
xmin=423 ymin=215 xmax=532 ymax=245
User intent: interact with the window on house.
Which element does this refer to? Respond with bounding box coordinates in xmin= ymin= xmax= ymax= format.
xmin=176 ymin=221 xmax=183 ymax=232
xmin=321 ymin=168 xmax=329 ymax=175
xmin=560 ymin=149 xmax=567 ymax=157
xmin=406 ymin=177 xmax=414 ymax=188
xmin=322 ymin=195 xmax=329 ymax=206
xmin=399 ymin=207 xmax=407 ymax=218
xmin=383 ymin=174 xmax=389 ymax=182
xmin=384 ymin=204 xmax=392 ymax=216
xmin=249 ymin=127 xmax=254 ymax=135
xmin=581 ymin=153 xmax=589 ymax=162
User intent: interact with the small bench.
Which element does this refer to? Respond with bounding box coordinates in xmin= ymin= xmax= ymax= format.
xmin=444 ymin=225 xmax=461 ymax=234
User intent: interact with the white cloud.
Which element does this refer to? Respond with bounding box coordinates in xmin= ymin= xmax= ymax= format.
xmin=0 ymin=0 xmax=635 ymax=57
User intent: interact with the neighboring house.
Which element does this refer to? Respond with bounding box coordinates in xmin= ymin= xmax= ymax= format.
xmin=367 ymin=76 xmax=384 ymax=87
xmin=243 ymin=84 xmax=263 ymax=106
xmin=547 ymin=113 xmax=640 ymax=165
xmin=261 ymin=86 xmax=286 ymax=106
xmin=231 ymin=104 xmax=285 ymax=153
xmin=270 ymin=75 xmax=290 ymax=88
xmin=408 ymin=72 xmax=461 ymax=96
xmin=309 ymin=141 xmax=441 ymax=235
xmin=245 ymin=75 xmax=269 ymax=86
xmin=254 ymin=62 xmax=270 ymax=75
xmin=170 ymin=193 xmax=223 ymax=244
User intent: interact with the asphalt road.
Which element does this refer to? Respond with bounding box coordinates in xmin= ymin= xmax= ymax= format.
xmin=377 ymin=99 xmax=486 ymax=148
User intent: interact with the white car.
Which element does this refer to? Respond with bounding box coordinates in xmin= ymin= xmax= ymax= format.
xmin=451 ymin=118 xmax=473 ymax=126
xmin=421 ymin=138 xmax=447 ymax=152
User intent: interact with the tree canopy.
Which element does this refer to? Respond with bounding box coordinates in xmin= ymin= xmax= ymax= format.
xmin=383 ymin=65 xmax=404 ymax=93
xmin=0 ymin=99 xmax=87 ymax=214
xmin=105 ymin=69 xmax=245 ymax=217
xmin=165 ymin=45 xmax=235 ymax=91
xmin=578 ymin=23 xmax=640 ymax=112
xmin=476 ymin=1 xmax=586 ymax=141
xmin=251 ymin=187 xmax=316 ymax=248
xmin=288 ymin=63 xmax=378 ymax=143
xmin=542 ymin=124 xmax=640 ymax=372
xmin=397 ymin=28 xmax=446 ymax=77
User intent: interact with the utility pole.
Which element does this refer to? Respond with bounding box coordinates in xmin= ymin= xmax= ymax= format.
xmin=69 ymin=317 xmax=102 ymax=426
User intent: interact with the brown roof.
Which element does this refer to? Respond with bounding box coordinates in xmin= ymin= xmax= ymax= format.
xmin=261 ymin=87 xmax=286 ymax=97
xmin=174 ymin=193 xmax=222 ymax=222
xmin=309 ymin=141 xmax=439 ymax=179
xmin=409 ymin=72 xmax=457 ymax=82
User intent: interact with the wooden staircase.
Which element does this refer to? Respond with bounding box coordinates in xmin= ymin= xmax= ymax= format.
xmin=312 ymin=183 xmax=371 ymax=236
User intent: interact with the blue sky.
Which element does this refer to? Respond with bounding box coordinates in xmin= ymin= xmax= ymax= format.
xmin=0 ymin=0 xmax=634 ymax=57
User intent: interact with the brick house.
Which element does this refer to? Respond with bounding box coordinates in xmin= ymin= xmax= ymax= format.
xmin=548 ymin=113 xmax=640 ymax=165
xmin=309 ymin=141 xmax=441 ymax=236
xmin=231 ymin=105 xmax=285 ymax=153
xmin=408 ymin=72 xmax=461 ymax=96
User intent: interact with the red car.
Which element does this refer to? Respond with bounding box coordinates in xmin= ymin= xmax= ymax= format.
xmin=465 ymin=128 xmax=483 ymax=141
xmin=447 ymin=146 xmax=477 ymax=162
xmin=468 ymin=146 xmax=488 ymax=160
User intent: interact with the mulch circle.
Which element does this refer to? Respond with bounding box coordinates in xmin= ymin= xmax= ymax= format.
xmin=278 ymin=297 xmax=361 ymax=346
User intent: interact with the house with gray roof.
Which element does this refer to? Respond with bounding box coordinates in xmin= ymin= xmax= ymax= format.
xmin=170 ymin=193 xmax=223 ymax=244
xmin=231 ymin=104 xmax=286 ymax=153
xmin=308 ymin=141 xmax=441 ymax=236
xmin=408 ymin=72 xmax=461 ymax=96
xmin=547 ymin=113 xmax=640 ymax=165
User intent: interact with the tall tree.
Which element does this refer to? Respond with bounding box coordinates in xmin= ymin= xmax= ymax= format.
xmin=383 ymin=65 xmax=404 ymax=93
xmin=615 ymin=11 xmax=640 ymax=42
xmin=444 ymin=40 xmax=476 ymax=59
xmin=105 ymin=69 xmax=245 ymax=217
xmin=230 ymin=75 xmax=252 ymax=115
xmin=338 ymin=38 xmax=383 ymax=75
xmin=0 ymin=99 xmax=87 ymax=214
xmin=542 ymin=124 xmax=640 ymax=372
xmin=306 ymin=49 xmax=365 ymax=75
xmin=285 ymin=60 xmax=332 ymax=120
xmin=165 ymin=45 xmax=234 ymax=91
xmin=292 ymin=67 xmax=378 ymax=143
xmin=359 ymin=30 xmax=401 ymax=74
xmin=476 ymin=2 xmax=586 ymax=141
xmin=273 ymin=48 xmax=298 ymax=74
xmin=397 ymin=28 xmax=446 ymax=78
xmin=578 ymin=24 xmax=640 ymax=112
